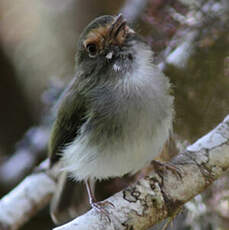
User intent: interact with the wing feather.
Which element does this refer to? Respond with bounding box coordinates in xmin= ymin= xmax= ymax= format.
xmin=48 ymin=77 xmax=86 ymax=166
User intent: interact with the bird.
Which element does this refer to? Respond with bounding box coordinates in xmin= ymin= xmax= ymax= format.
xmin=48 ymin=14 xmax=174 ymax=223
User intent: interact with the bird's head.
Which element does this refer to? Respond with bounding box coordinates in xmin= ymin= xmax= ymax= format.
xmin=76 ymin=14 xmax=141 ymax=76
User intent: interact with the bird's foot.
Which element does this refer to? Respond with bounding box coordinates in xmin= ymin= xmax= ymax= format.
xmin=90 ymin=199 xmax=114 ymax=222
xmin=151 ymin=160 xmax=182 ymax=179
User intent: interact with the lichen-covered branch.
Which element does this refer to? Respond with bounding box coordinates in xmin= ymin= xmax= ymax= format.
xmin=53 ymin=115 xmax=229 ymax=230
xmin=0 ymin=160 xmax=57 ymax=230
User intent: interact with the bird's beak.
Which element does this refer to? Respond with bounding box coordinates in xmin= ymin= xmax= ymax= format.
xmin=109 ymin=14 xmax=127 ymax=40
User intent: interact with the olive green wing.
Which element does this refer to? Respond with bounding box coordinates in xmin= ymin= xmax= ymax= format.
xmin=48 ymin=78 xmax=86 ymax=167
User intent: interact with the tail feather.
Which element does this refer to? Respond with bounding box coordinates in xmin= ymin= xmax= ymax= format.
xmin=50 ymin=172 xmax=90 ymax=225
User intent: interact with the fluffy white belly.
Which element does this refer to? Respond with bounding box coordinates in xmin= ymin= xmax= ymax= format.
xmin=61 ymin=55 xmax=173 ymax=181
xmin=61 ymin=113 xmax=172 ymax=181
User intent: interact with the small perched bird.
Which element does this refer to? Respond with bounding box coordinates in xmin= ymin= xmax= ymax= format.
xmin=48 ymin=14 xmax=174 ymax=222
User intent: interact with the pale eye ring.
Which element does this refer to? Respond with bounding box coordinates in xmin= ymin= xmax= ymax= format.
xmin=86 ymin=43 xmax=97 ymax=57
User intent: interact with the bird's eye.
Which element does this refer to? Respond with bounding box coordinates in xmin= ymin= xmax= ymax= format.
xmin=86 ymin=43 xmax=97 ymax=57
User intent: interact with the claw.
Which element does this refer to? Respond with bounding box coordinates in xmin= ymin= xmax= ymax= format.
xmin=90 ymin=200 xmax=114 ymax=222
xmin=151 ymin=160 xmax=182 ymax=179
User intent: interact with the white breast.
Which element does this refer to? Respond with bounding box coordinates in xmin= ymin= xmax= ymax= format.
xmin=61 ymin=47 xmax=174 ymax=181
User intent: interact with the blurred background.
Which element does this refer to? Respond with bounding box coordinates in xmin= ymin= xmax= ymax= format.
xmin=0 ymin=0 xmax=228 ymax=229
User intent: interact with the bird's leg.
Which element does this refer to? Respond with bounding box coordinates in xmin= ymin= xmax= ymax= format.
xmin=85 ymin=179 xmax=114 ymax=221
xmin=85 ymin=179 xmax=96 ymax=204
xmin=151 ymin=160 xmax=182 ymax=179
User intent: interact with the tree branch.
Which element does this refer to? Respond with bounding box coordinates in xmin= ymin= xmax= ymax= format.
xmin=53 ymin=115 xmax=229 ymax=230
xmin=0 ymin=126 xmax=49 ymax=188
xmin=0 ymin=160 xmax=57 ymax=230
